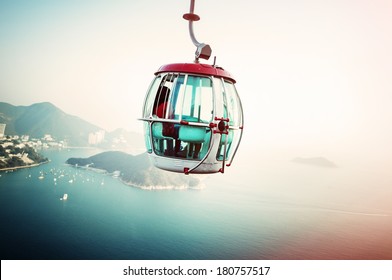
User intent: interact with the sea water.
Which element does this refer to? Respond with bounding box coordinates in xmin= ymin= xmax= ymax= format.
xmin=1 ymin=148 xmax=391 ymax=260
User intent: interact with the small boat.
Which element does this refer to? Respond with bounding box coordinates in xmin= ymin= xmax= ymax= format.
xmin=60 ymin=193 xmax=68 ymax=200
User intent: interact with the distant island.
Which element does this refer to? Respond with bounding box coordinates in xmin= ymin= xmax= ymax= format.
xmin=0 ymin=136 xmax=48 ymax=170
xmin=291 ymin=157 xmax=337 ymax=168
xmin=66 ymin=151 xmax=202 ymax=190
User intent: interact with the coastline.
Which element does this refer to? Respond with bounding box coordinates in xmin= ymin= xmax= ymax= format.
xmin=66 ymin=163 xmax=203 ymax=191
xmin=120 ymin=177 xmax=205 ymax=191
xmin=0 ymin=160 xmax=50 ymax=172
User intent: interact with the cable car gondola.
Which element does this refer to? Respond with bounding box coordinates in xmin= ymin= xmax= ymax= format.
xmin=139 ymin=0 xmax=243 ymax=174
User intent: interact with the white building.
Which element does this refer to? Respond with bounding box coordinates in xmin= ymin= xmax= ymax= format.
xmin=88 ymin=130 xmax=105 ymax=145
xmin=0 ymin=124 xmax=6 ymax=138
xmin=1 ymin=142 xmax=13 ymax=148
xmin=43 ymin=134 xmax=54 ymax=141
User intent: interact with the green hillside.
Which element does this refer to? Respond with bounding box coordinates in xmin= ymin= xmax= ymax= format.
xmin=0 ymin=102 xmax=101 ymax=146
xmin=66 ymin=151 xmax=201 ymax=189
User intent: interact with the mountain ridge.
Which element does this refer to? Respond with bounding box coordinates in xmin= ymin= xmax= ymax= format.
xmin=0 ymin=102 xmax=102 ymax=146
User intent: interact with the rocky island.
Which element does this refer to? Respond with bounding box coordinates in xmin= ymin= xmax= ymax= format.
xmin=66 ymin=151 xmax=202 ymax=190
xmin=291 ymin=156 xmax=337 ymax=168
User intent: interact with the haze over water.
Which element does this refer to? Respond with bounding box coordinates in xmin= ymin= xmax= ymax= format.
xmin=1 ymin=148 xmax=391 ymax=260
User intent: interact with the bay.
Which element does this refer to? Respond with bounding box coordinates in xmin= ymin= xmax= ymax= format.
xmin=1 ymin=148 xmax=391 ymax=260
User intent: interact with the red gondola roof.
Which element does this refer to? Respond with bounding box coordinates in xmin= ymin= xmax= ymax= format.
xmin=155 ymin=63 xmax=236 ymax=83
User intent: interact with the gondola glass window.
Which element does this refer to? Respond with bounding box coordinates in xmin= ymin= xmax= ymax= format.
xmin=143 ymin=73 xmax=214 ymax=160
xmin=214 ymin=78 xmax=243 ymax=161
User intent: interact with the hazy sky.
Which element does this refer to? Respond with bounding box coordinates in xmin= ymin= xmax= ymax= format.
xmin=1 ymin=0 xmax=392 ymax=164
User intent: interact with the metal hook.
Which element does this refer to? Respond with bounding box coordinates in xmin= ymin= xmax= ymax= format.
xmin=183 ymin=0 xmax=212 ymax=62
